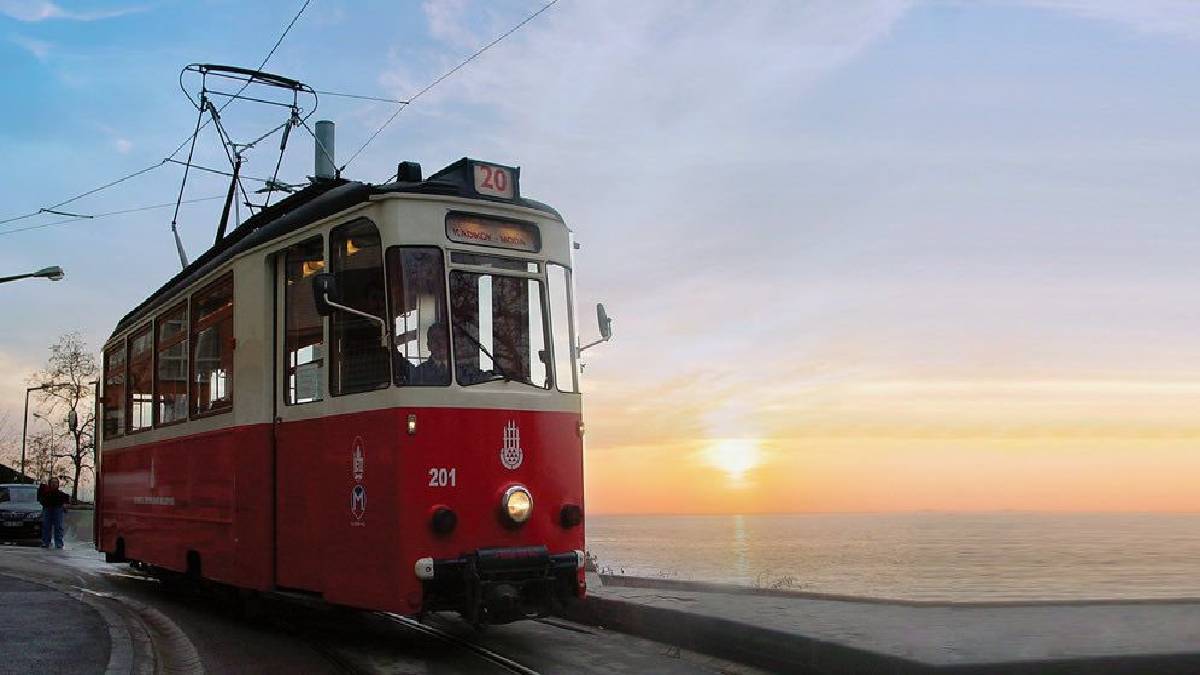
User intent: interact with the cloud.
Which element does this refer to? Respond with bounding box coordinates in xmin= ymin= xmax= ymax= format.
xmin=1022 ymin=0 xmax=1200 ymax=40
xmin=9 ymin=33 xmax=49 ymax=59
xmin=0 ymin=1 xmax=146 ymax=22
xmin=422 ymin=0 xmax=478 ymax=50
xmin=114 ymin=138 xmax=132 ymax=154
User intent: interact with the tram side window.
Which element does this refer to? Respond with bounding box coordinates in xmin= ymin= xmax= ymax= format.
xmin=285 ymin=237 xmax=325 ymax=404
xmin=126 ymin=324 xmax=154 ymax=433
xmin=330 ymin=220 xmax=390 ymax=395
xmin=156 ymin=303 xmax=188 ymax=425
xmin=387 ymin=247 xmax=449 ymax=386
xmin=547 ymin=264 xmax=579 ymax=393
xmin=191 ymin=273 xmax=234 ymax=415
xmin=103 ymin=343 xmax=125 ymax=439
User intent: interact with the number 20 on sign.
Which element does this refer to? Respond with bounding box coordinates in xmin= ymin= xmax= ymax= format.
xmin=473 ymin=163 xmax=514 ymax=199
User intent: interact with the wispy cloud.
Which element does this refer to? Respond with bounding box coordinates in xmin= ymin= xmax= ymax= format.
xmin=0 ymin=1 xmax=146 ymax=22
xmin=9 ymin=33 xmax=49 ymax=59
xmin=1022 ymin=0 xmax=1200 ymax=40
xmin=422 ymin=0 xmax=478 ymax=50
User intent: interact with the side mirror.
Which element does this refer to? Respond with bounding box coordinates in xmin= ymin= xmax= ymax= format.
xmin=312 ymin=273 xmax=337 ymax=316
xmin=597 ymin=303 xmax=613 ymax=341
xmin=67 ymin=409 xmax=78 ymax=433
xmin=578 ymin=302 xmax=614 ymax=355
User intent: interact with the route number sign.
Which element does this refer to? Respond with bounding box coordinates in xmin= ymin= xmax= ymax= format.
xmin=473 ymin=163 xmax=514 ymax=199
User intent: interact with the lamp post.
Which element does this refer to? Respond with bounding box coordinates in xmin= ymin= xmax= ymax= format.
xmin=0 ymin=266 xmax=65 ymax=285
xmin=20 ymin=382 xmax=67 ymax=479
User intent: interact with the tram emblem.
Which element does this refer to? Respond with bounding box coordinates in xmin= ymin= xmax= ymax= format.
xmin=350 ymin=436 xmax=366 ymax=523
xmin=351 ymin=484 xmax=366 ymax=520
xmin=500 ymin=421 xmax=524 ymax=470
xmin=352 ymin=437 xmax=365 ymax=482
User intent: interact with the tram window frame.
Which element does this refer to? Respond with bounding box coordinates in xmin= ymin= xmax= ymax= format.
xmin=126 ymin=323 xmax=154 ymax=434
xmin=547 ymin=263 xmax=579 ymax=393
xmin=102 ymin=341 xmax=126 ymax=440
xmin=190 ymin=272 xmax=235 ymax=418
xmin=387 ymin=246 xmax=451 ymax=387
xmin=284 ymin=237 xmax=327 ymax=405
xmin=449 ymin=270 xmax=551 ymax=389
xmin=155 ymin=302 xmax=189 ymax=427
xmin=329 ymin=219 xmax=391 ymax=397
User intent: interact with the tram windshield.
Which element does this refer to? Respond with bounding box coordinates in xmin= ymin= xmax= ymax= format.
xmin=449 ymin=269 xmax=549 ymax=389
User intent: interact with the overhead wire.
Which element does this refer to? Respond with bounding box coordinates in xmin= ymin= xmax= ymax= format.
xmin=343 ymin=0 xmax=561 ymax=177
xmin=0 ymin=0 xmax=315 ymax=232
xmin=0 ymin=160 xmax=169 ymax=228
xmin=0 ymin=196 xmax=226 ymax=237
xmin=313 ymin=89 xmax=408 ymax=104
xmin=163 ymin=158 xmax=278 ymax=184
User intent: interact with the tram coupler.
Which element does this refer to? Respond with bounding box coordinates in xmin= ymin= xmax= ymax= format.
xmin=419 ymin=546 xmax=583 ymax=625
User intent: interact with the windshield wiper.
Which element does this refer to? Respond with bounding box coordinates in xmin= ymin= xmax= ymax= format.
xmin=467 ymin=372 xmax=545 ymax=389
xmin=451 ymin=319 xmax=544 ymax=389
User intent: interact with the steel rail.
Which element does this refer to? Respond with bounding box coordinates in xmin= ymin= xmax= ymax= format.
xmin=381 ymin=613 xmax=542 ymax=675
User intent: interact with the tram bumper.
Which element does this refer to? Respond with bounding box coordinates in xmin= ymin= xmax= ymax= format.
xmin=416 ymin=546 xmax=583 ymax=624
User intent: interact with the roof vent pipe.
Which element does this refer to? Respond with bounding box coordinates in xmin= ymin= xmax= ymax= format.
xmin=314 ymin=120 xmax=336 ymax=179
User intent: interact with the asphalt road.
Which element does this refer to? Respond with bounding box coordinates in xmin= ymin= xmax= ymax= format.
xmin=0 ymin=539 xmax=761 ymax=674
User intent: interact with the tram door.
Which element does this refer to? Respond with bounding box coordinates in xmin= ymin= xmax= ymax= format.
xmin=273 ymin=237 xmax=328 ymax=592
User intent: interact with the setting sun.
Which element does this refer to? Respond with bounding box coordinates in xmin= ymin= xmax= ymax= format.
xmin=702 ymin=439 xmax=763 ymax=486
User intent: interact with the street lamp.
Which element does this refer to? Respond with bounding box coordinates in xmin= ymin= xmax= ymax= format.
xmin=20 ymin=382 xmax=67 ymax=479
xmin=0 ymin=266 xmax=65 ymax=285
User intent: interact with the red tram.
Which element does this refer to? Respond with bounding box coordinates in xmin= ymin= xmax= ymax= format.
xmin=95 ymin=157 xmax=604 ymax=624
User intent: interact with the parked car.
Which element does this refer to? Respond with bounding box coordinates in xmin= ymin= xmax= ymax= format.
xmin=0 ymin=484 xmax=42 ymax=543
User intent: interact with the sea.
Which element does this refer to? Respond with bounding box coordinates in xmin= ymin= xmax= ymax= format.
xmin=586 ymin=513 xmax=1200 ymax=601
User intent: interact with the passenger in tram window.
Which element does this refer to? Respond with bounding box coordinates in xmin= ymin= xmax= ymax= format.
xmin=407 ymin=324 xmax=450 ymax=385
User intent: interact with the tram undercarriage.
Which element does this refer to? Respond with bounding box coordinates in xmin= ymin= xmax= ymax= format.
xmin=417 ymin=546 xmax=583 ymax=625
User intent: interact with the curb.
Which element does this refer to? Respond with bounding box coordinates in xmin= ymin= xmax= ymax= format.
xmin=562 ymin=590 xmax=1200 ymax=675
xmin=561 ymin=593 xmax=913 ymax=674
xmin=1 ymin=571 xmax=201 ymax=674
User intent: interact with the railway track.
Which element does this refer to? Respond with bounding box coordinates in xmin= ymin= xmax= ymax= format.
xmin=101 ymin=563 xmax=545 ymax=673
xmin=382 ymin=613 xmax=542 ymax=675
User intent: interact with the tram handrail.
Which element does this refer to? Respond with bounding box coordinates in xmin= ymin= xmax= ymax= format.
xmin=321 ymin=295 xmax=389 ymax=348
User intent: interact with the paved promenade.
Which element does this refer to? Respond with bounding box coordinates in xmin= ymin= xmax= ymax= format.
xmin=0 ymin=572 xmax=110 ymax=674
xmin=569 ymin=575 xmax=1200 ymax=673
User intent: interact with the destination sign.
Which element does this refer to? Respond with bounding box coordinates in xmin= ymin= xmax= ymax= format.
xmin=446 ymin=214 xmax=540 ymax=252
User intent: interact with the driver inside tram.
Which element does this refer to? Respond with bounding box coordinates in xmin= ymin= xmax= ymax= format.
xmin=408 ymin=323 xmax=451 ymax=385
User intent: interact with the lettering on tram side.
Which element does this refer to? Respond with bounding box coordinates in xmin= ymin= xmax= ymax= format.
xmin=350 ymin=436 xmax=366 ymax=525
xmin=133 ymin=455 xmax=174 ymax=505
xmin=500 ymin=421 xmax=524 ymax=470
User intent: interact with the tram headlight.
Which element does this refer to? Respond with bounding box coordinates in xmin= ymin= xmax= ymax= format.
xmin=502 ymin=485 xmax=533 ymax=525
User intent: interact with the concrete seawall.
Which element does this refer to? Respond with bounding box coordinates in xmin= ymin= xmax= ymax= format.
xmin=563 ymin=575 xmax=1200 ymax=674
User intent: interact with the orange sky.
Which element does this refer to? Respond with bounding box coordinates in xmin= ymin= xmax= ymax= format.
xmin=583 ymin=375 xmax=1200 ymax=514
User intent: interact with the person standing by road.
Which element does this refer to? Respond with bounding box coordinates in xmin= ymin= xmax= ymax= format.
xmin=37 ymin=478 xmax=69 ymax=549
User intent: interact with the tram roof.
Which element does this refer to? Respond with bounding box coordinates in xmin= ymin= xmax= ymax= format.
xmin=110 ymin=158 xmax=563 ymax=339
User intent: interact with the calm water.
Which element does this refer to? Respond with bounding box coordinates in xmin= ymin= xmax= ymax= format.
xmin=586 ymin=513 xmax=1200 ymax=601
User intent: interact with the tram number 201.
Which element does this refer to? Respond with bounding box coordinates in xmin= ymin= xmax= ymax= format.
xmin=428 ymin=467 xmax=457 ymax=487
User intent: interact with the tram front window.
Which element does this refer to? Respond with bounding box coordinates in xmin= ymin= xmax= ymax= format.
xmin=450 ymin=270 xmax=549 ymax=388
xmin=389 ymin=247 xmax=450 ymax=386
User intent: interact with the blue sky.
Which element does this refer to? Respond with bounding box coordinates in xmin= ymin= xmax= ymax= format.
xmin=1 ymin=1 xmax=1197 ymax=509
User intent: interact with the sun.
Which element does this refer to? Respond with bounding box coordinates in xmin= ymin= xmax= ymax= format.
xmin=703 ymin=438 xmax=763 ymax=486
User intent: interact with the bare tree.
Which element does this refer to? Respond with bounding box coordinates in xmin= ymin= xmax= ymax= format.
xmin=29 ymin=332 xmax=97 ymax=502
xmin=0 ymin=411 xmax=22 ymax=476
xmin=24 ymin=430 xmax=67 ymax=483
